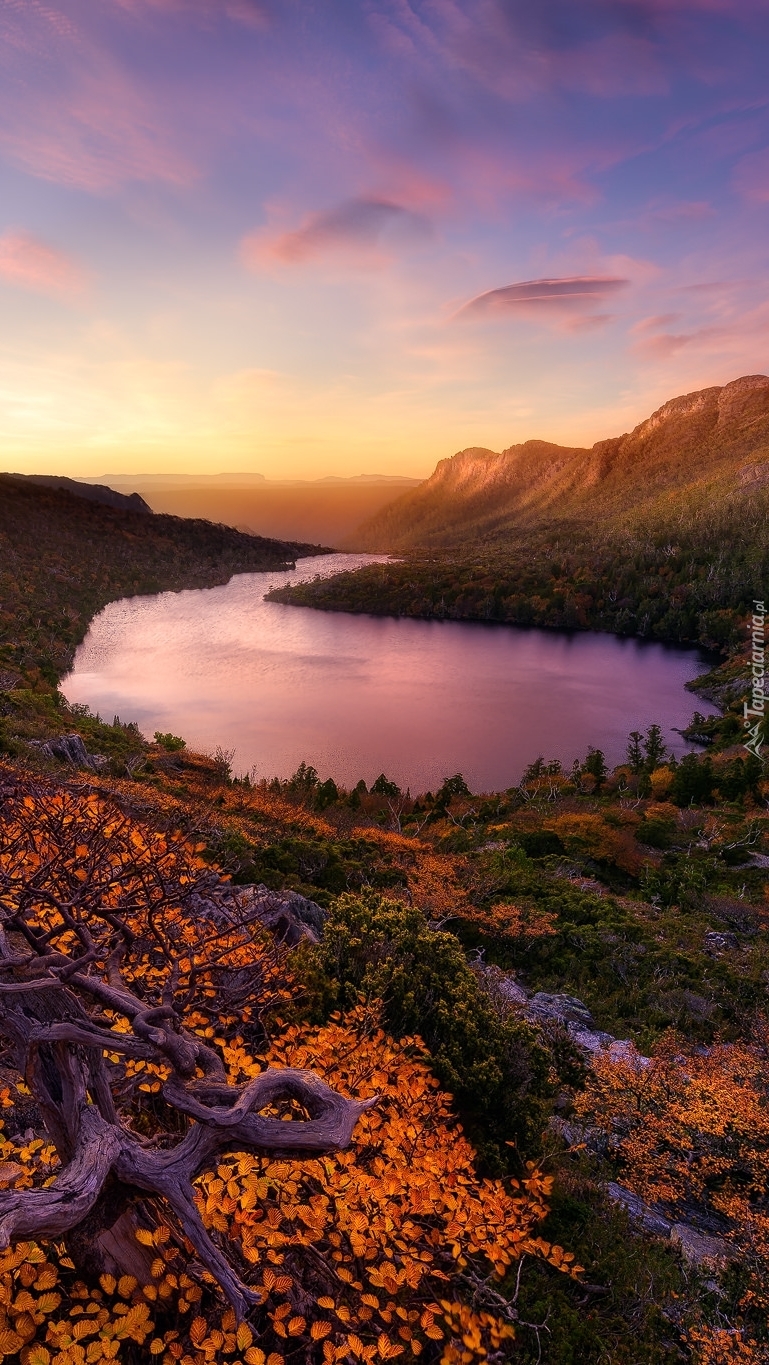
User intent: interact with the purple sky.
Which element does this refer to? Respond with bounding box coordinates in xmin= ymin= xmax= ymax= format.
xmin=1 ymin=0 xmax=768 ymax=476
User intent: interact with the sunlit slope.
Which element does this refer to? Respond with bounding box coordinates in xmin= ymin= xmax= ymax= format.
xmin=355 ymin=375 xmax=769 ymax=551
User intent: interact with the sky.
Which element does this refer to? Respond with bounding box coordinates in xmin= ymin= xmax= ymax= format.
xmin=1 ymin=0 xmax=769 ymax=479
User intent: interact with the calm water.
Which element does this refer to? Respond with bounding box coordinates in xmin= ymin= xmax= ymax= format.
xmin=63 ymin=554 xmax=713 ymax=793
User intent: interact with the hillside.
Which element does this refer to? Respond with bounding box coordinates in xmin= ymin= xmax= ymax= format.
xmin=4 ymin=472 xmax=152 ymax=514
xmin=355 ymin=374 xmax=769 ymax=551
xmin=269 ymin=375 xmax=769 ymax=663
xmin=0 ymin=474 xmax=323 ymax=685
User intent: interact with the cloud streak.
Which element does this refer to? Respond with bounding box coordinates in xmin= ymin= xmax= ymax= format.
xmin=0 ymin=231 xmax=87 ymax=299
xmin=456 ymin=276 xmax=629 ymax=324
xmin=242 ymin=197 xmax=429 ymax=268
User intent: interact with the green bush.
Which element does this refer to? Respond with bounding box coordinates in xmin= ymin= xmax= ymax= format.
xmin=154 ymin=731 xmax=186 ymax=752
xmin=298 ymin=890 xmax=553 ymax=1171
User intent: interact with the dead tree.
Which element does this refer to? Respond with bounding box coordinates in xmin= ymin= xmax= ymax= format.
xmin=0 ymin=771 xmax=373 ymax=1317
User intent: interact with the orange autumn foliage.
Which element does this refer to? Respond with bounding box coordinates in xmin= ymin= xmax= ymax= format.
xmin=0 ymin=772 xmax=580 ymax=1364
xmin=577 ymin=1024 xmax=769 ymax=1313
xmin=0 ymin=1012 xmax=579 ymax=1365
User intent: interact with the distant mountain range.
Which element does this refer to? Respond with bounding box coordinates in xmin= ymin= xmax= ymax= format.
xmin=352 ymin=375 xmax=769 ymax=551
xmin=78 ymin=472 xmax=418 ymax=490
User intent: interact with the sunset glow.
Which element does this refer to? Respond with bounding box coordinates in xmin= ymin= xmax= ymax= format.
xmin=2 ymin=1 xmax=768 ymax=476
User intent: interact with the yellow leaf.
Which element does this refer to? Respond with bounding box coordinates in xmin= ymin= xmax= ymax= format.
xmin=237 ymin=1324 xmax=253 ymax=1351
xmin=149 ymin=1341 xmax=164 ymax=1356
xmin=34 ymin=1293 xmax=61 ymax=1314
xmin=135 ymin=1230 xmax=155 ymax=1247
xmin=34 ymin=1270 xmax=58 ymax=1292
xmin=117 ymin=1277 xmax=137 ymax=1298
xmin=310 ymin=1321 xmax=332 ymax=1340
xmin=190 ymin=1317 xmax=207 ymax=1346
xmin=287 ymin=1317 xmax=305 ymax=1336
xmin=22 ymin=1347 xmax=51 ymax=1365
xmin=244 ymin=1349 xmax=265 ymax=1365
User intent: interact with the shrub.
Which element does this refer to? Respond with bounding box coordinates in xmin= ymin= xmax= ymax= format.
xmin=299 ymin=890 xmax=553 ymax=1170
xmin=154 ymin=730 xmax=186 ymax=751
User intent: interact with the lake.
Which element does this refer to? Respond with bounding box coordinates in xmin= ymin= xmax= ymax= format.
xmin=63 ymin=553 xmax=714 ymax=793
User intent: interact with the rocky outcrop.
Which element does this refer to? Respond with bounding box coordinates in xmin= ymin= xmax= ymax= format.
xmin=522 ymin=991 xmax=639 ymax=1063
xmin=234 ymin=884 xmax=328 ymax=946
xmin=29 ymin=734 xmax=108 ymax=771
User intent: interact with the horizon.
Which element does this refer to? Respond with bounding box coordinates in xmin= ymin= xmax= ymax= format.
xmin=2 ymin=4 xmax=769 ymax=478
xmin=5 ymin=366 xmax=769 ymax=487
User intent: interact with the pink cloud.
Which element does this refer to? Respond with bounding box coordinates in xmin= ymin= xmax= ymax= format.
xmin=242 ymin=197 xmax=430 ymax=268
xmin=0 ymin=231 xmax=87 ymax=299
xmin=0 ymin=4 xmax=197 ymax=191
xmin=369 ymin=2 xmax=668 ymax=103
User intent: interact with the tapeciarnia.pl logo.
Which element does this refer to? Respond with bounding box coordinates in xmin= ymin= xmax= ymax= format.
xmin=744 ymin=599 xmax=766 ymax=758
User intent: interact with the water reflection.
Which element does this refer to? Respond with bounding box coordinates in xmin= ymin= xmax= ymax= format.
xmin=64 ymin=554 xmax=713 ymax=793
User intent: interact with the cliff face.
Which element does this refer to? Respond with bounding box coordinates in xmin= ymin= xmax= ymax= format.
xmin=353 ymin=375 xmax=769 ymax=551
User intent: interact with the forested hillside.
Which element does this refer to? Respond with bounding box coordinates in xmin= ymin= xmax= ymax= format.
xmin=269 ymin=486 xmax=768 ymax=663
xmin=0 ymin=475 xmax=321 ymax=683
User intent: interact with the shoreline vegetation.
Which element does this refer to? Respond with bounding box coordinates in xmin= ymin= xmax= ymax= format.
xmin=1 ymin=442 xmax=769 ymax=1360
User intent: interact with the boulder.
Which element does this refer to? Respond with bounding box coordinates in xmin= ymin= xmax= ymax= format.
xmin=525 ymin=992 xmax=597 ymax=1029
xmin=670 ymin=1224 xmax=735 ymax=1270
xmin=30 ymin=733 xmax=108 ymax=771
xmin=236 ymin=884 xmax=328 ymax=947
xmin=473 ymin=963 xmax=529 ymax=1006
xmin=704 ymin=930 xmax=739 ymax=953
xmin=518 ymin=990 xmax=643 ymax=1062
xmin=548 ymin=1115 xmax=609 ymax=1154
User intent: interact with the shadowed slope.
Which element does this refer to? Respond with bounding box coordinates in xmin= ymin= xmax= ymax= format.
xmin=0 ymin=475 xmax=324 ymax=681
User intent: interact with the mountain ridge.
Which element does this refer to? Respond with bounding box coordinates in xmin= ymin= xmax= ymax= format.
xmin=351 ymin=374 xmax=769 ymax=550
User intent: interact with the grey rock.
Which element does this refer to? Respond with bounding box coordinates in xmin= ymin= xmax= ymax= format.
xmin=704 ymin=930 xmax=739 ymax=953
xmin=567 ymin=1025 xmax=617 ymax=1055
xmin=30 ymin=733 xmax=108 ymax=771
xmin=548 ymin=1116 xmax=608 ymax=1154
xmin=516 ymin=988 xmax=649 ymax=1065
xmin=525 ymin=992 xmax=597 ymax=1030
xmin=670 ymin=1224 xmax=736 ymax=1270
xmin=607 ymin=1183 xmax=674 ymax=1238
xmin=473 ymin=963 xmax=529 ymax=1006
xmin=236 ymin=884 xmax=328 ymax=947
xmin=492 ymin=975 xmax=529 ymax=1006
